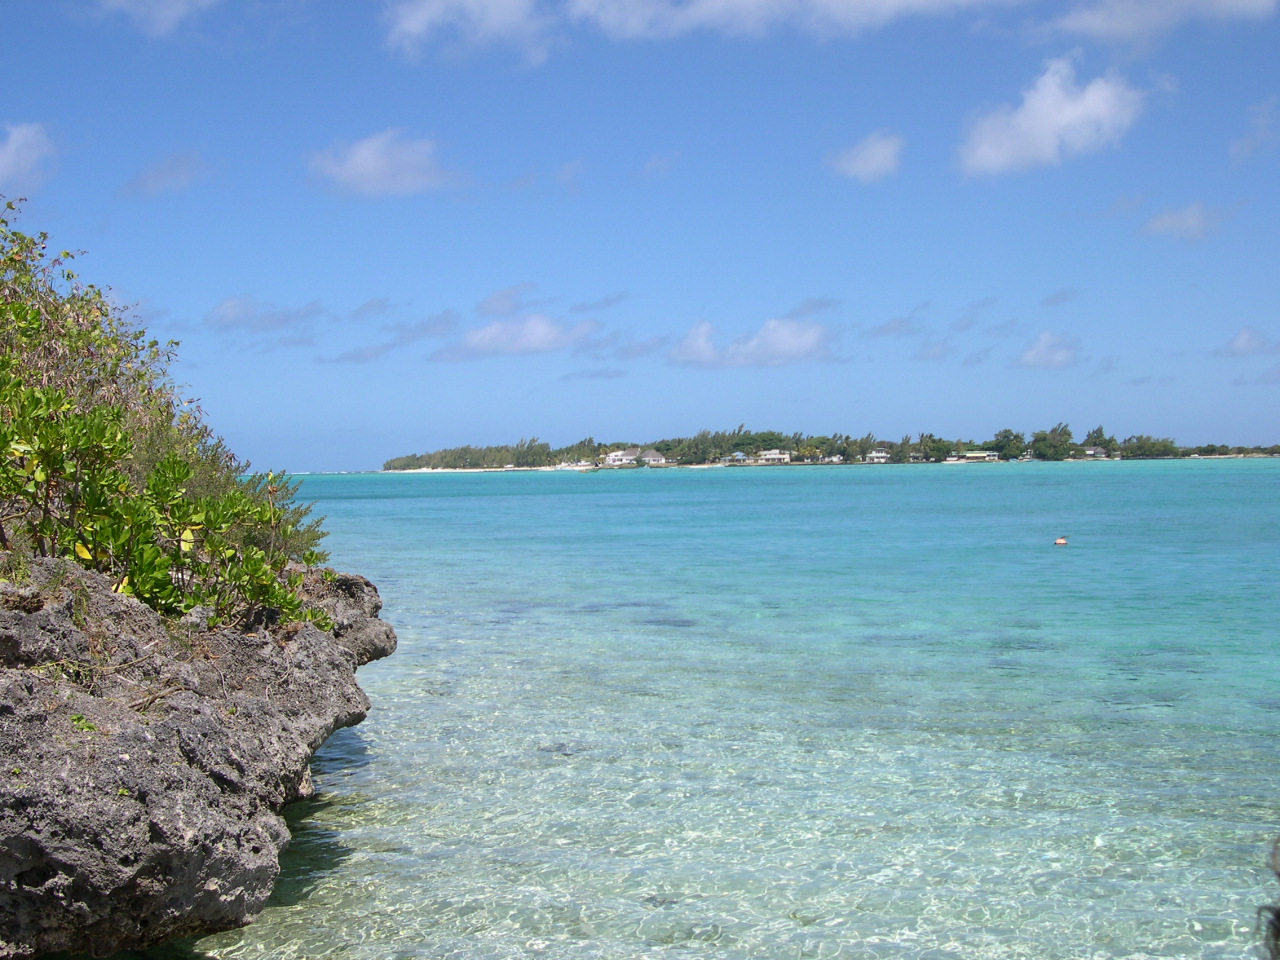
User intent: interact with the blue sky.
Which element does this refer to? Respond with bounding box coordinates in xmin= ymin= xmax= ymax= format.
xmin=4 ymin=0 xmax=1278 ymax=471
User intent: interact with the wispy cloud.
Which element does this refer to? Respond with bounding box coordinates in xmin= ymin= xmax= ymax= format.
xmin=556 ymin=159 xmax=585 ymax=191
xmin=866 ymin=316 xmax=920 ymax=337
xmin=1108 ymin=193 xmax=1147 ymax=215
xmin=350 ymin=298 xmax=395 ymax=320
xmin=1054 ymin=0 xmax=1276 ymax=43
xmin=571 ymin=293 xmax=628 ymax=313
xmin=328 ymin=310 xmax=458 ymax=363
xmin=960 ymin=56 xmax=1145 ymax=175
xmin=561 ymin=367 xmax=626 ymax=381
xmin=1041 ymin=287 xmax=1078 ymax=306
xmin=866 ymin=302 xmax=929 ymax=338
xmin=1089 ymin=355 xmax=1117 ymax=379
xmin=568 ymin=0 xmax=1015 ymax=40
xmin=0 ymin=123 xmax=55 ymax=192
xmin=432 ymin=314 xmax=596 ymax=360
xmin=123 ymin=152 xmax=207 ymax=196
xmin=914 ymin=340 xmax=952 ymax=362
xmin=1231 ymin=96 xmax=1279 ymax=163
xmin=669 ymin=318 xmax=831 ymax=368
xmin=574 ymin=330 xmax=668 ymax=360
xmin=99 ymin=0 xmax=221 ymax=36
xmin=310 ymin=129 xmax=454 ymax=197
xmin=1217 ymin=326 xmax=1280 ymax=357
xmin=829 ymin=131 xmax=905 ymax=183
xmin=1144 ymin=202 xmax=1223 ymax=241
xmin=985 ymin=318 xmax=1023 ymax=337
xmin=1016 ymin=330 xmax=1079 ymax=368
xmin=783 ymin=297 xmax=840 ymax=321
xmin=641 ymin=152 xmax=680 ymax=179
xmin=951 ymin=297 xmax=998 ymax=332
xmin=204 ymin=296 xmax=325 ymax=334
xmin=385 ymin=0 xmax=550 ymax=60
xmin=383 ymin=0 xmax=1030 ymax=57
xmin=478 ymin=283 xmax=539 ymax=317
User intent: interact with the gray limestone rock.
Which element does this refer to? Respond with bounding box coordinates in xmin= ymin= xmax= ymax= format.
xmin=0 ymin=557 xmax=396 ymax=958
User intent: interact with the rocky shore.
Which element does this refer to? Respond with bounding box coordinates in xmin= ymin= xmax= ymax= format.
xmin=0 ymin=556 xmax=397 ymax=958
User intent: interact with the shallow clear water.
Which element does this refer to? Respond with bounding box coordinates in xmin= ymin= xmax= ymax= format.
xmin=152 ymin=461 xmax=1279 ymax=959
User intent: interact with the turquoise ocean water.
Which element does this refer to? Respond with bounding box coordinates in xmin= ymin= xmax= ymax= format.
xmin=165 ymin=461 xmax=1278 ymax=959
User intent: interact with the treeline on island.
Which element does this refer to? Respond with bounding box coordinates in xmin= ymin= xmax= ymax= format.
xmin=384 ymin=424 xmax=1280 ymax=470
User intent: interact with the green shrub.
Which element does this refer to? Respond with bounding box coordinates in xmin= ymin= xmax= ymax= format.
xmin=1 ymin=199 xmax=328 ymax=629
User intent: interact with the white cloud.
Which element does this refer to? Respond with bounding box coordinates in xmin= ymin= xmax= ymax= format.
xmin=432 ymin=314 xmax=595 ymax=360
xmin=372 ymin=0 xmax=1272 ymax=57
xmin=123 ymin=152 xmax=207 ymax=196
xmin=668 ymin=321 xmax=721 ymax=366
xmin=1055 ymin=0 xmax=1275 ymax=43
xmin=383 ymin=0 xmax=1020 ymax=53
xmin=960 ymin=56 xmax=1145 ymax=175
xmin=0 ymin=123 xmax=55 ymax=192
xmin=1218 ymin=327 xmax=1280 ymax=357
xmin=1231 ymin=96 xmax=1279 ymax=163
xmin=310 ymin=129 xmax=453 ymax=197
xmin=1016 ymin=330 xmax=1079 ymax=368
xmin=727 ymin=318 xmax=830 ymax=365
xmin=668 ymin=318 xmax=830 ymax=367
xmin=100 ymin=0 xmax=221 ymax=35
xmin=566 ymin=0 xmax=1014 ymax=40
xmin=384 ymin=0 xmax=549 ymax=58
xmin=829 ymin=131 xmax=905 ymax=183
xmin=1144 ymin=202 xmax=1221 ymax=241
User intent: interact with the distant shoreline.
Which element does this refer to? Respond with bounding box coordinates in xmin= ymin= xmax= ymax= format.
xmin=382 ymin=428 xmax=1279 ymax=473
xmin=383 ymin=453 xmax=1276 ymax=474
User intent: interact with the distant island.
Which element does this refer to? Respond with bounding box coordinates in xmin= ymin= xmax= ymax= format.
xmin=384 ymin=424 xmax=1280 ymax=471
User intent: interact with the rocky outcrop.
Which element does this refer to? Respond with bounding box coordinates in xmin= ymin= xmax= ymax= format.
xmin=0 ymin=558 xmax=396 ymax=958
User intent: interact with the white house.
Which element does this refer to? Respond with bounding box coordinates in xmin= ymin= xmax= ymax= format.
xmin=866 ymin=448 xmax=891 ymax=463
xmin=602 ymin=447 xmax=667 ymax=466
xmin=603 ymin=447 xmax=640 ymax=466
xmin=757 ymin=449 xmax=791 ymax=464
